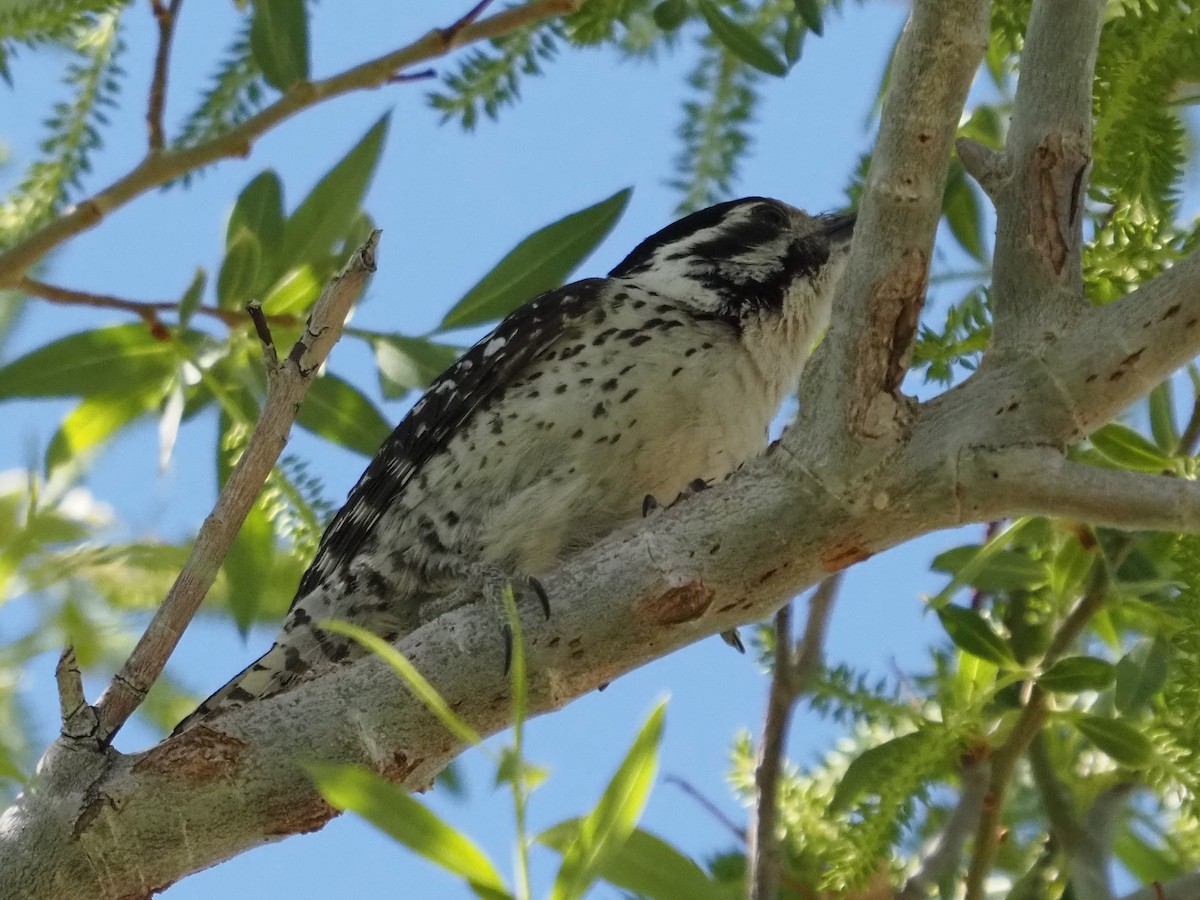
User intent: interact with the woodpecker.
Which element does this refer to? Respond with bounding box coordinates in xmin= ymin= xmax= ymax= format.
xmin=175 ymin=196 xmax=854 ymax=731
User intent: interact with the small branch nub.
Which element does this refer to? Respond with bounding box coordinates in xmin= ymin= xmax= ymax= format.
xmin=56 ymin=647 xmax=98 ymax=740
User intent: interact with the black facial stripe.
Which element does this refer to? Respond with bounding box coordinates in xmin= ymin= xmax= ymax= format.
xmin=609 ymin=196 xmax=774 ymax=277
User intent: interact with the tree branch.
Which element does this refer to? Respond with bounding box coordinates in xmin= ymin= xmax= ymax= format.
xmin=748 ymin=575 xmax=840 ymax=900
xmin=90 ymin=231 xmax=380 ymax=744
xmin=18 ymin=276 xmax=299 ymax=330
xmin=1049 ymin=247 xmax=1200 ymax=439
xmin=147 ymin=0 xmax=184 ymax=152
xmin=1119 ymin=872 xmax=1200 ymax=900
xmin=0 ymin=0 xmax=585 ymax=287
xmin=988 ymin=0 xmax=1103 ymax=349
xmin=1028 ymin=733 xmax=1118 ymax=900
xmin=958 ymin=447 xmax=1200 ymax=533
xmin=794 ymin=0 xmax=988 ymax=466
xmin=897 ymin=754 xmax=991 ymax=900
xmin=964 ymin=557 xmax=1111 ymax=900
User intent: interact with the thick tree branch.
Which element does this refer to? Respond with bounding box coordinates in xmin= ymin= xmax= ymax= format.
xmin=748 ymin=576 xmax=840 ymax=900
xmin=958 ymin=447 xmax=1200 ymax=533
xmin=989 ymin=0 xmax=1103 ymax=349
xmin=91 ymin=232 xmax=379 ymax=744
xmin=794 ymin=0 xmax=988 ymax=466
xmin=0 ymin=0 xmax=584 ymax=287
xmin=1050 ymin=248 xmax=1200 ymax=438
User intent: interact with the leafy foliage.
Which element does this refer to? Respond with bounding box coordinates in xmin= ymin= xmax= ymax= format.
xmin=0 ymin=9 xmax=125 ymax=247
xmin=3 ymin=0 xmax=1200 ymax=895
xmin=0 ymin=0 xmax=126 ymax=81
xmin=173 ymin=17 xmax=265 ymax=152
xmin=428 ymin=24 xmax=563 ymax=130
xmin=669 ymin=19 xmax=762 ymax=213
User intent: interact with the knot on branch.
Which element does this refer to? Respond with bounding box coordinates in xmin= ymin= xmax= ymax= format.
xmin=635 ymin=580 xmax=715 ymax=628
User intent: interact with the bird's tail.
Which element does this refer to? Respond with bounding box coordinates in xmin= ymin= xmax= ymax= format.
xmin=171 ymin=642 xmax=305 ymax=735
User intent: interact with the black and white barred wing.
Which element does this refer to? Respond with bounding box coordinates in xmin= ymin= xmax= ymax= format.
xmin=296 ymin=278 xmax=606 ymax=598
xmin=174 ymin=280 xmax=605 ymax=731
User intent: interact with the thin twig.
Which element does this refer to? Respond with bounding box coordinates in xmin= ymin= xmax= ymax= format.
xmin=147 ymin=0 xmax=184 ymax=151
xmin=898 ymin=753 xmax=992 ymax=899
xmin=663 ymin=776 xmax=746 ymax=843
xmin=246 ymin=300 xmax=278 ymax=367
xmin=748 ymin=575 xmax=841 ymax=900
xmin=387 ymin=68 xmax=438 ymax=84
xmin=91 ymin=231 xmax=380 ymax=744
xmin=18 ymin=276 xmax=299 ymax=330
xmin=0 ymin=0 xmax=585 ymax=287
xmin=439 ymin=0 xmax=496 ymax=47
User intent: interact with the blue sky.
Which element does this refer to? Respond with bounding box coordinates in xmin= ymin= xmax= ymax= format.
xmin=0 ymin=2 xmax=996 ymax=896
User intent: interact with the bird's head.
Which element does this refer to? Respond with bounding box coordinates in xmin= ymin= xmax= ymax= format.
xmin=609 ymin=196 xmax=855 ymax=324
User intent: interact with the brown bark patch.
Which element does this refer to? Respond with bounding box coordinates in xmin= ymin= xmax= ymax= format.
xmin=263 ymin=795 xmax=337 ymax=837
xmin=134 ymin=727 xmax=248 ymax=783
xmin=380 ymin=749 xmax=422 ymax=783
xmin=822 ymin=541 xmax=872 ymax=571
xmin=1029 ymin=133 xmax=1090 ymax=277
xmin=857 ymin=248 xmax=928 ymax=410
xmin=636 ymin=581 xmax=715 ymax=627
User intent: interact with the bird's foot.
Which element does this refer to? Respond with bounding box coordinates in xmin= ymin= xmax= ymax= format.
xmin=457 ymin=562 xmax=550 ymax=673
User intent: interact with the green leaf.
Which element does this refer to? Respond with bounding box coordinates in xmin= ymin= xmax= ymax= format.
xmin=1148 ymin=379 xmax=1179 ymax=453
xmin=1037 ymin=656 xmax=1115 ymax=693
xmin=936 ymin=605 xmax=1014 ymax=666
xmin=279 ymin=114 xmax=390 ymax=272
xmin=653 ymin=0 xmax=689 ymax=30
xmin=295 ymin=374 xmax=390 ymax=457
xmin=1113 ymin=825 xmax=1185 ymax=882
xmin=178 ymin=269 xmax=206 ymax=327
xmin=792 ymin=0 xmax=823 ymax=35
xmin=228 ymin=170 xmax=285 ymax=282
xmin=260 ymin=263 xmax=323 ymax=315
xmin=929 ymin=518 xmax=1036 ymax=605
xmin=494 ymin=746 xmax=550 ymax=792
xmin=830 ymin=731 xmax=927 ymax=812
xmin=308 ymin=762 xmax=512 ymax=900
xmin=222 ymin=496 xmax=275 ymax=633
xmin=1073 ymin=713 xmax=1154 ymax=766
xmin=323 ymin=619 xmax=484 ymax=748
xmin=249 ymin=0 xmax=309 ymax=91
xmin=540 ymin=823 xmax=727 ymax=900
xmin=217 ymin=230 xmax=262 ymax=309
xmin=695 ymin=0 xmax=788 ymax=77
xmin=782 ymin=15 xmax=805 ymax=66
xmin=45 ymin=388 xmax=163 ymax=474
xmin=373 ymin=336 xmax=461 ymax=398
xmin=1089 ymin=423 xmax=1175 ymax=473
xmin=440 ymin=188 xmax=631 ymax=331
xmin=550 ymin=702 xmax=666 ymax=900
xmin=943 ymin=164 xmax=986 ymax=262
xmin=1048 ymin=534 xmax=1094 ymax=602
xmin=1114 ymin=638 xmax=1170 ymax=714
xmin=0 ymin=324 xmax=182 ymax=400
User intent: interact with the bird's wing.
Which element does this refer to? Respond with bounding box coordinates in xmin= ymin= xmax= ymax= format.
xmin=294 ymin=278 xmax=608 ymax=600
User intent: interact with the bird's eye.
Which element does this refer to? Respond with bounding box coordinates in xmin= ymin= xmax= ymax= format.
xmin=755 ymin=202 xmax=790 ymax=229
